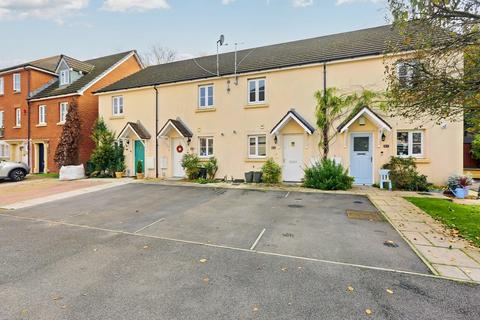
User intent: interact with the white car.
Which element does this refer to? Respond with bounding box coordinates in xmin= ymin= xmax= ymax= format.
xmin=0 ymin=160 xmax=30 ymax=182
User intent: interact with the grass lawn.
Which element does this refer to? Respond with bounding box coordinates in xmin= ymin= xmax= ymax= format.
xmin=31 ymin=173 xmax=59 ymax=179
xmin=405 ymin=197 xmax=480 ymax=247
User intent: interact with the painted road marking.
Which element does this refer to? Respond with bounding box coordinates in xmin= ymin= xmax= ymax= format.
xmin=0 ymin=212 xmax=476 ymax=284
xmin=250 ymin=228 xmax=267 ymax=250
xmin=134 ymin=218 xmax=166 ymax=233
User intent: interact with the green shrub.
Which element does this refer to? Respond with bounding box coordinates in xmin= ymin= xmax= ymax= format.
xmin=204 ymin=157 xmax=219 ymax=180
xmin=382 ymin=157 xmax=431 ymax=191
xmin=196 ymin=177 xmax=215 ymax=184
xmin=471 ymin=134 xmax=480 ymax=160
xmin=181 ymin=153 xmax=200 ymax=180
xmin=112 ymin=143 xmax=126 ymax=173
xmin=89 ymin=118 xmax=116 ymax=177
xmin=136 ymin=160 xmax=143 ymax=174
xmin=303 ymin=159 xmax=354 ymax=190
xmin=261 ymin=158 xmax=282 ymax=184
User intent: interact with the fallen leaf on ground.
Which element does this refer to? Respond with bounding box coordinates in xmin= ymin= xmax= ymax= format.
xmin=386 ymin=289 xmax=393 ymax=294
xmin=252 ymin=304 xmax=260 ymax=312
xmin=52 ymin=295 xmax=63 ymax=301
xmin=93 ymin=248 xmax=97 ymax=252
xmin=281 ymin=267 xmax=288 ymax=272
xmin=347 ymin=286 xmax=354 ymax=292
xmin=365 ymin=309 xmax=372 ymax=315
xmin=203 ymin=277 xmax=209 ymax=283
xmin=199 ymin=258 xmax=207 ymax=263
xmin=143 ymin=245 xmax=149 ymax=249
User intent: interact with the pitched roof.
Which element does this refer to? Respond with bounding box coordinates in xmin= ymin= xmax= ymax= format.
xmin=118 ymin=122 xmax=151 ymax=140
xmin=270 ymin=109 xmax=315 ymax=135
xmin=0 ymin=55 xmax=61 ymax=75
xmin=337 ymin=106 xmax=392 ymax=133
xmin=97 ymin=24 xmax=421 ymax=93
xmin=58 ymin=56 xmax=95 ymax=73
xmin=30 ymin=51 xmax=136 ymax=100
xmin=158 ymin=119 xmax=193 ymax=138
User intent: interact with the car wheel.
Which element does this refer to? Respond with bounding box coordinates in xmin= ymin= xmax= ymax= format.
xmin=9 ymin=169 xmax=26 ymax=182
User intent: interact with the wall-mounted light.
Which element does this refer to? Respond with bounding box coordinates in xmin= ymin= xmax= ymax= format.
xmin=274 ymin=135 xmax=278 ymax=144
xmin=187 ymin=137 xmax=192 ymax=145
xmin=358 ymin=116 xmax=366 ymax=126
xmin=381 ymin=132 xmax=386 ymax=142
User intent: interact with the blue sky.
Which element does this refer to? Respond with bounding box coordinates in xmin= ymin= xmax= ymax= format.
xmin=0 ymin=0 xmax=389 ymax=68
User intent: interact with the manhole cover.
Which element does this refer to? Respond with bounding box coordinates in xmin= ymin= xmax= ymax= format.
xmin=346 ymin=210 xmax=383 ymax=221
xmin=288 ymin=204 xmax=304 ymax=208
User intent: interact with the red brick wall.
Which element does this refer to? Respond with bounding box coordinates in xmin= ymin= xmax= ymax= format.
xmin=30 ymin=54 xmax=142 ymax=172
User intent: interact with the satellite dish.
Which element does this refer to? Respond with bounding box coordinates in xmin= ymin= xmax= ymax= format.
xmin=218 ymin=35 xmax=225 ymax=46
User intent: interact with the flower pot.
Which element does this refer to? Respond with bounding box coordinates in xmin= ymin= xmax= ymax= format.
xmin=136 ymin=173 xmax=144 ymax=180
xmin=454 ymin=187 xmax=467 ymax=199
xmin=253 ymin=171 xmax=263 ymax=183
xmin=115 ymin=172 xmax=123 ymax=179
xmin=244 ymin=171 xmax=254 ymax=183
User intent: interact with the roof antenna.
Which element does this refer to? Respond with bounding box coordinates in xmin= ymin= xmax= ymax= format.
xmin=225 ymin=41 xmax=244 ymax=85
xmin=216 ymin=34 xmax=225 ymax=76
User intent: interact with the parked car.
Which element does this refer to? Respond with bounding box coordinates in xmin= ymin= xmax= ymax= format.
xmin=0 ymin=161 xmax=30 ymax=182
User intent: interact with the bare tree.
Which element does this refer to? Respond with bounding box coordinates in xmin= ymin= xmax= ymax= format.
xmin=141 ymin=44 xmax=177 ymax=66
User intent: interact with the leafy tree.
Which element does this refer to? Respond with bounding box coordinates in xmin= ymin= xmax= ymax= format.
xmin=315 ymin=88 xmax=380 ymax=159
xmin=89 ymin=118 xmax=116 ymax=176
xmin=54 ymin=100 xmax=81 ymax=168
xmin=385 ymin=0 xmax=479 ymax=123
xmin=471 ymin=133 xmax=480 ymax=160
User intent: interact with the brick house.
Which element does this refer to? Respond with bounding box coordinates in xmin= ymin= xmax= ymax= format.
xmin=28 ymin=51 xmax=143 ymax=173
xmin=0 ymin=56 xmax=61 ymax=161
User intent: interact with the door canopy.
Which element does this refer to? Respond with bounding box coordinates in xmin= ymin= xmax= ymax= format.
xmin=270 ymin=109 xmax=315 ymax=135
xmin=337 ymin=106 xmax=392 ymax=133
xmin=118 ymin=121 xmax=152 ymax=140
xmin=157 ymin=119 xmax=193 ymax=138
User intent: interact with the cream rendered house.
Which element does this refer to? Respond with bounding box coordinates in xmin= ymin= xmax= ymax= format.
xmin=96 ymin=25 xmax=463 ymax=185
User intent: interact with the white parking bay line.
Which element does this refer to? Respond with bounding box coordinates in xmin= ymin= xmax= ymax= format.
xmin=284 ymin=192 xmax=290 ymax=198
xmin=134 ymin=218 xmax=165 ymax=233
xmin=250 ymin=228 xmax=266 ymax=250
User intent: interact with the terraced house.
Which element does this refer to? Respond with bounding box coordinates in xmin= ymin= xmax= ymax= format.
xmin=0 ymin=56 xmax=61 ymax=162
xmin=28 ymin=51 xmax=143 ymax=173
xmin=96 ymin=25 xmax=463 ymax=185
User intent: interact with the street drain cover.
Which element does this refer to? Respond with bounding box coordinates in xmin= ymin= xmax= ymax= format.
xmin=353 ymin=200 xmax=363 ymax=204
xmin=346 ymin=210 xmax=383 ymax=221
xmin=288 ymin=204 xmax=304 ymax=208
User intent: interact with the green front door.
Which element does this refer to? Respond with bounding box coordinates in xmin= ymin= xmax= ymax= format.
xmin=134 ymin=140 xmax=145 ymax=174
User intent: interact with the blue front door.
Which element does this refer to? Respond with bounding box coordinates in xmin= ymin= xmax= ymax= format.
xmin=134 ymin=140 xmax=145 ymax=174
xmin=350 ymin=133 xmax=372 ymax=185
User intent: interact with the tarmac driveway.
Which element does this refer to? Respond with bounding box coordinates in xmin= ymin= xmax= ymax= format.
xmin=10 ymin=183 xmax=428 ymax=273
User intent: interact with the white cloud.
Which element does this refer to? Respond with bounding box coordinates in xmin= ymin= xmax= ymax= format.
xmin=0 ymin=0 xmax=89 ymax=23
xmin=221 ymin=0 xmax=235 ymax=4
xmin=292 ymin=0 xmax=314 ymax=7
xmin=102 ymin=0 xmax=170 ymax=12
xmin=335 ymin=0 xmax=384 ymax=5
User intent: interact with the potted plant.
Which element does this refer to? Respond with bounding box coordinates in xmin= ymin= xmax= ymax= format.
xmin=136 ymin=160 xmax=144 ymax=179
xmin=447 ymin=174 xmax=473 ymax=199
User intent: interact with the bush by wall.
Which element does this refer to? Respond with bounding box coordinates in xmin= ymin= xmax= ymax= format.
xmin=303 ymin=159 xmax=354 ymax=190
xmin=261 ymin=158 xmax=282 ymax=184
xmin=382 ymin=157 xmax=431 ymax=191
xmin=181 ymin=153 xmax=200 ymax=180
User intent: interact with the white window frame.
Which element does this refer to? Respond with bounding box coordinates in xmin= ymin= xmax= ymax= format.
xmin=396 ymin=131 xmax=424 ymax=158
xmin=248 ymin=134 xmax=267 ymax=158
xmin=59 ymin=69 xmax=70 ymax=85
xmin=15 ymin=108 xmax=21 ymax=127
xmin=198 ymin=84 xmax=214 ymax=109
xmin=0 ymin=143 xmax=9 ymax=157
xmin=198 ymin=137 xmax=214 ymax=157
xmin=0 ymin=77 xmax=4 ymax=95
xmin=38 ymin=105 xmax=46 ymax=125
xmin=247 ymin=78 xmax=266 ymax=104
xmin=112 ymin=96 xmax=124 ymax=116
xmin=59 ymin=102 xmax=68 ymax=123
xmin=13 ymin=73 xmax=21 ymax=92
xmin=0 ymin=111 xmax=3 ymax=128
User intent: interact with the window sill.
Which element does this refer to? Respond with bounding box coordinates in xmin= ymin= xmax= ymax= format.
xmin=195 ymin=108 xmax=216 ymax=113
xmin=13 ymin=126 xmax=21 ymax=129
xmin=414 ymin=158 xmax=430 ymax=164
xmin=110 ymin=115 xmax=125 ymax=120
xmin=199 ymin=156 xmax=214 ymax=161
xmin=245 ymin=157 xmax=267 ymax=162
xmin=13 ymin=91 xmax=21 ymax=94
xmin=57 ymin=121 xmax=65 ymax=126
xmin=36 ymin=123 xmax=47 ymax=127
xmin=244 ymin=104 xmax=268 ymax=109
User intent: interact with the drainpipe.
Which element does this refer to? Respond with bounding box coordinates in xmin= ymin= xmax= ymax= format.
xmin=26 ymin=67 xmax=31 ymax=169
xmin=154 ymin=86 xmax=159 ymax=178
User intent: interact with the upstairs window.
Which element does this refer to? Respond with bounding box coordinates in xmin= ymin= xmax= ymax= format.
xmin=15 ymin=108 xmax=21 ymax=127
xmin=248 ymin=78 xmax=266 ymax=104
xmin=397 ymin=131 xmax=424 ymax=157
xmin=199 ymin=137 xmax=214 ymax=157
xmin=0 ymin=77 xmax=4 ymax=95
xmin=13 ymin=73 xmax=21 ymax=92
xmin=198 ymin=85 xmax=214 ymax=109
xmin=38 ymin=105 xmax=46 ymax=125
xmin=0 ymin=111 xmax=4 ymax=129
xmin=396 ymin=60 xmax=422 ymax=87
xmin=59 ymin=69 xmax=70 ymax=85
xmin=112 ymin=96 xmax=124 ymax=116
xmin=59 ymin=102 xmax=68 ymax=123
xmin=248 ymin=135 xmax=266 ymax=158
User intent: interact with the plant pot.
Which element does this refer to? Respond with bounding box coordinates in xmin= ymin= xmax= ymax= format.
xmin=253 ymin=171 xmax=263 ymax=183
xmin=244 ymin=171 xmax=254 ymax=183
xmin=453 ymin=187 xmax=467 ymax=199
xmin=136 ymin=173 xmax=144 ymax=180
xmin=115 ymin=172 xmax=123 ymax=179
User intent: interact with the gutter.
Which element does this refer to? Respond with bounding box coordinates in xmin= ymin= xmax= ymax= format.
xmin=154 ymin=86 xmax=159 ymax=178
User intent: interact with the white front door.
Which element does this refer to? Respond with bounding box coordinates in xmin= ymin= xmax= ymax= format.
xmin=171 ymin=138 xmax=186 ymax=177
xmin=350 ymin=133 xmax=373 ymax=185
xmin=283 ymin=134 xmax=304 ymax=182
